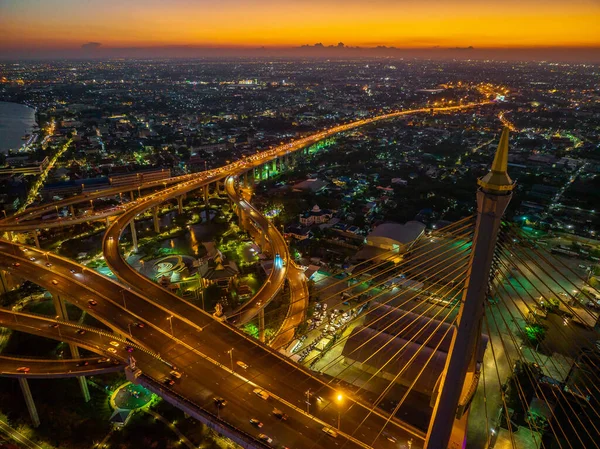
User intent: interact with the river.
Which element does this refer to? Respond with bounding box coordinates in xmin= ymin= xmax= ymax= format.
xmin=0 ymin=101 xmax=37 ymax=154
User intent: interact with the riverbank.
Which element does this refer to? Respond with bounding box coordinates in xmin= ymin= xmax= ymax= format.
xmin=0 ymin=101 xmax=38 ymax=154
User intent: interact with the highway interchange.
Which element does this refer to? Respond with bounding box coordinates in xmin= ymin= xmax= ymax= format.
xmin=0 ymin=101 xmax=492 ymax=448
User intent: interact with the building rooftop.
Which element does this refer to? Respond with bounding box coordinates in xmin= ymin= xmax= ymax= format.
xmin=367 ymin=221 xmax=426 ymax=245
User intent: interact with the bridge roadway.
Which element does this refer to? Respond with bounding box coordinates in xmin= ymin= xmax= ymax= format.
xmin=0 ymin=354 xmax=123 ymax=379
xmin=1 ymin=102 xmax=489 ymax=448
xmin=0 ymin=239 xmax=422 ymax=448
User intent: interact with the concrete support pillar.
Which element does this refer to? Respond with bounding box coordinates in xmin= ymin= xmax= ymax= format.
xmin=105 ymin=217 xmax=110 ymax=227
xmin=18 ymin=378 xmax=40 ymax=427
xmin=52 ymin=292 xmax=69 ymax=320
xmin=260 ymin=231 xmax=266 ymax=249
xmin=50 ymin=294 xmax=91 ymax=402
xmin=31 ymin=230 xmax=41 ymax=249
xmin=258 ymin=308 xmax=265 ymax=343
xmin=0 ymin=269 xmax=14 ymax=295
xmin=130 ymin=220 xmax=138 ymax=252
xmin=130 ymin=191 xmax=135 ymax=201
xmin=252 ymin=167 xmax=256 ymax=182
xmin=77 ymin=376 xmax=91 ymax=402
xmin=177 ymin=196 xmax=183 ymax=214
xmin=152 ymin=206 xmax=160 ymax=233
xmin=272 ymin=159 xmax=277 ymax=173
xmin=243 ymin=171 xmax=248 ymax=187
xmin=69 ymin=204 xmax=75 ymax=216
xmin=203 ymin=185 xmax=210 ymax=223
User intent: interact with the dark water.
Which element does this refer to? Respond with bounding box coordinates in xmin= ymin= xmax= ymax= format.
xmin=0 ymin=101 xmax=37 ymax=153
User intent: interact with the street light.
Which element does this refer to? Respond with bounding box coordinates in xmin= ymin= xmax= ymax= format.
xmin=167 ymin=316 xmax=174 ymax=336
xmin=305 ymin=389 xmax=312 ymax=414
xmin=226 ymin=348 xmax=234 ymax=371
xmin=336 ymin=393 xmax=343 ymax=430
xmin=121 ymin=289 xmax=127 ymax=310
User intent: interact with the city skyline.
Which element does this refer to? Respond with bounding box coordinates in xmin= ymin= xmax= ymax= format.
xmin=1 ymin=0 xmax=600 ymax=61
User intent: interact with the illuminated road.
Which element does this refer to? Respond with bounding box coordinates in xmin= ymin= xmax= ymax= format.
xmin=1 ymin=101 xmax=491 ymax=448
xmin=1 ymin=240 xmax=422 ymax=448
xmin=270 ymin=261 xmax=309 ymax=351
xmin=0 ymin=354 xmax=123 ymax=378
xmin=224 ymin=175 xmax=293 ymax=325
xmin=0 ymin=172 xmax=193 ymax=233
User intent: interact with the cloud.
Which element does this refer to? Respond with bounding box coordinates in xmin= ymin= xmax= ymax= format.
xmin=81 ymin=42 xmax=102 ymax=51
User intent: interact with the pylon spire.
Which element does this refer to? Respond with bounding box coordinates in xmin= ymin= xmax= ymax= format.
xmin=478 ymin=127 xmax=513 ymax=193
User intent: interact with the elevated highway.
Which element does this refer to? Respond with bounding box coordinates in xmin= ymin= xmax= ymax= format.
xmin=2 ymin=173 xmax=188 ymax=224
xmin=1 ymin=101 xmax=491 ymax=448
xmin=224 ymin=175 xmax=309 ymax=348
xmin=224 ymin=176 xmax=292 ymax=325
xmin=0 ymin=355 xmax=123 ymax=379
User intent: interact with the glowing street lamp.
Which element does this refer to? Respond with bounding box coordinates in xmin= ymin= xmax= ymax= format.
xmin=336 ymin=393 xmax=343 ymax=429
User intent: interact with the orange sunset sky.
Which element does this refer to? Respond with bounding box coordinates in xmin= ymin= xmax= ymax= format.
xmin=1 ymin=0 xmax=599 ymax=57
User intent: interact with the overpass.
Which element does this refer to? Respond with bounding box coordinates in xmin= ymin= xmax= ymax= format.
xmin=224 ymin=175 xmax=309 ymax=347
xmin=1 ymin=101 xmax=492 ymax=448
xmin=0 ymin=354 xmax=123 ymax=379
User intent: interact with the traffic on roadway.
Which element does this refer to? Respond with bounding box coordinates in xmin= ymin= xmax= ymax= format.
xmin=0 ymin=101 xmax=491 ymax=448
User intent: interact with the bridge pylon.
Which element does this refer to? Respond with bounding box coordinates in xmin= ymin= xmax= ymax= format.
xmin=425 ymin=128 xmax=514 ymax=449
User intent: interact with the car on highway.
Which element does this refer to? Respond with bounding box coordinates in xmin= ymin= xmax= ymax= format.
xmin=50 ymin=323 xmax=59 ymax=328
xmin=70 ymin=269 xmax=76 ymax=274
xmin=322 ymin=427 xmax=338 ymax=438
xmin=12 ymin=262 xmax=20 ymax=267
xmin=52 ymin=279 xmax=59 ymax=285
xmin=134 ymin=322 xmax=145 ymax=328
xmin=126 ymin=346 xmax=134 ymax=353
xmin=97 ymin=358 xmax=110 ymax=364
xmin=109 ymin=341 xmax=120 ymax=347
xmin=164 ymin=377 xmax=175 ymax=386
xmin=272 ymin=408 xmax=288 ymax=421
xmin=253 ymin=388 xmax=270 ymax=400
xmin=16 ymin=367 xmax=30 ymax=373
xmin=236 ymin=360 xmax=249 ymax=370
xmin=258 ymin=434 xmax=273 ymax=444
xmin=213 ymin=397 xmax=227 ymax=407
xmin=45 ymin=262 xmax=52 ymax=267
xmin=88 ymin=299 xmax=98 ymax=306
xmin=77 ymin=361 xmax=89 ymax=367
xmin=249 ymin=418 xmax=263 ymax=428
xmin=170 ymin=370 xmax=182 ymax=379
xmin=29 ymin=257 xmax=35 ymax=261
xmin=107 ymin=347 xmax=117 ymax=354
xmin=76 ymin=329 xmax=86 ymax=335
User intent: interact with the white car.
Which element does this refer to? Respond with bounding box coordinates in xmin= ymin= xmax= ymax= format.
xmin=109 ymin=341 xmax=120 ymax=347
xmin=253 ymin=388 xmax=270 ymax=400
xmin=322 ymin=427 xmax=338 ymax=438
xmin=258 ymin=434 xmax=273 ymax=444
xmin=236 ymin=361 xmax=249 ymax=370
